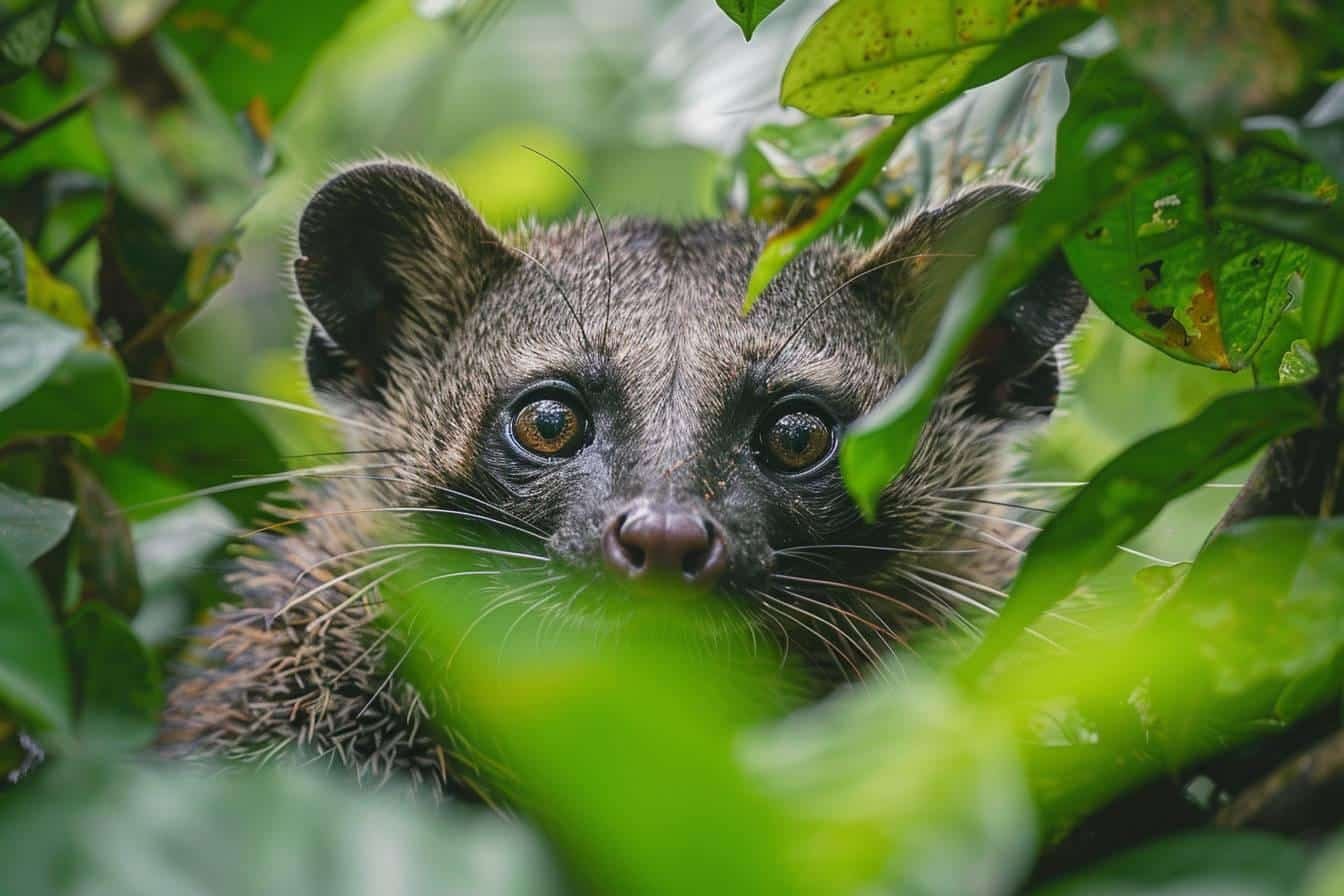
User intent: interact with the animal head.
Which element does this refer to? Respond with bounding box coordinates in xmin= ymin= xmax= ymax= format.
xmin=292 ymin=160 xmax=1086 ymax=679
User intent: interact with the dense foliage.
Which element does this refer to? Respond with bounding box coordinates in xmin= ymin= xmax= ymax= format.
xmin=2 ymin=1 xmax=1344 ymax=893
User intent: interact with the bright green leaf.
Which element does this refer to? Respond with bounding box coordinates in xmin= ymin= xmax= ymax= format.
xmin=961 ymin=387 xmax=1320 ymax=682
xmin=716 ymin=0 xmax=787 ymax=40
xmin=0 ymin=481 xmax=74 ymax=565
xmin=1305 ymin=833 xmax=1344 ymax=896
xmin=0 ymin=300 xmax=80 ymax=413
xmin=1278 ymin=338 xmax=1319 ymax=384
xmin=779 ymin=0 xmax=1097 ymax=117
xmin=0 ymin=541 xmax=70 ymax=732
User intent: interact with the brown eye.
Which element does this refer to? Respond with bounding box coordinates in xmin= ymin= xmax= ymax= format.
xmin=511 ymin=397 xmax=587 ymax=458
xmin=760 ymin=409 xmax=834 ymax=473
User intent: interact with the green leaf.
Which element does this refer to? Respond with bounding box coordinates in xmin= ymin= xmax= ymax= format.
xmin=960 ymin=387 xmax=1320 ymax=682
xmin=780 ymin=1 xmax=1099 ymax=117
xmin=160 ymin=0 xmax=366 ymax=117
xmin=0 ymin=481 xmax=74 ymax=565
xmin=0 ymin=340 xmax=128 ymax=442
xmin=0 ymin=300 xmax=80 ymax=413
xmin=742 ymin=7 xmax=1099 ymax=308
xmin=1110 ymin=0 xmax=1310 ymax=130
xmin=0 ymin=540 xmax=70 ymax=732
xmin=0 ymin=759 xmax=561 ymax=895
xmin=1305 ymin=833 xmax=1344 ymax=896
xmin=1302 ymin=250 xmax=1344 ymax=351
xmin=1032 ymin=831 xmax=1308 ymax=896
xmin=0 ymin=0 xmax=66 ymax=83
xmin=1214 ymin=189 xmax=1344 ymax=264
xmin=716 ymin=0 xmax=787 ymax=40
xmin=1278 ymin=338 xmax=1319 ymax=384
xmin=1067 ymin=159 xmax=1327 ymax=372
xmin=63 ymin=603 xmax=160 ymax=751
xmin=65 ymin=455 xmax=142 ymax=617
xmin=840 ymin=55 xmax=1189 ymax=514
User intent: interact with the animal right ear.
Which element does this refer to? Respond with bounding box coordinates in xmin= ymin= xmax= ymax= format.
xmin=294 ymin=161 xmax=513 ymax=393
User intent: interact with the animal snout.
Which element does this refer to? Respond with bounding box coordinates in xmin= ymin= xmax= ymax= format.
xmin=602 ymin=500 xmax=728 ymax=588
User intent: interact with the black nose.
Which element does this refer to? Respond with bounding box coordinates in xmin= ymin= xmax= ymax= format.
xmin=602 ymin=501 xmax=728 ymax=587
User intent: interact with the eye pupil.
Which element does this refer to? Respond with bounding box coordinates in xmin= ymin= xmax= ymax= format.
xmin=533 ymin=403 xmax=569 ymax=439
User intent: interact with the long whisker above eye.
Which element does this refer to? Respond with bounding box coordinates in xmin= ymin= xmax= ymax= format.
xmin=128 ymin=377 xmax=384 ymax=434
xmin=510 ymin=244 xmax=593 ymax=356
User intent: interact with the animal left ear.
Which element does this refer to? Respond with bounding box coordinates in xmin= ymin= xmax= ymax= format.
xmin=852 ymin=183 xmax=1088 ymax=420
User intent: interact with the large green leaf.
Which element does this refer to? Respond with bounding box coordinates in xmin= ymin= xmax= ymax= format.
xmin=742 ymin=7 xmax=1098 ymax=308
xmin=0 ymin=481 xmax=73 ymax=565
xmin=960 ymin=387 xmax=1320 ymax=681
xmin=1032 ymin=832 xmax=1308 ymax=896
xmin=840 ymin=54 xmax=1189 ymax=514
xmin=779 ymin=0 xmax=1097 ymax=117
xmin=1065 ymin=152 xmax=1326 ymax=371
xmin=0 ymin=541 xmax=70 ymax=732
xmin=64 ymin=603 xmax=160 ymax=751
xmin=0 ymin=759 xmax=561 ymax=896
xmin=0 ymin=300 xmax=80 ymax=413
xmin=160 ymin=0 xmax=365 ymax=117
xmin=716 ymin=0 xmax=787 ymax=40
xmin=0 ymin=0 xmax=66 ymax=83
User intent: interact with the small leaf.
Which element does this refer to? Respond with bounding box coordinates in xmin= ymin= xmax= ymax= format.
xmin=0 ymin=481 xmax=74 ymax=565
xmin=0 ymin=300 xmax=82 ymax=417
xmin=779 ymin=1 xmax=1099 ymax=117
xmin=22 ymin=243 xmax=90 ymax=330
xmin=66 ymin=455 xmax=142 ymax=617
xmin=0 ymin=216 xmax=25 ymax=301
xmin=64 ymin=603 xmax=161 ymax=751
xmin=0 ymin=541 xmax=70 ymax=733
xmin=716 ymin=0 xmax=787 ymax=40
xmin=961 ymin=387 xmax=1321 ymax=682
xmin=0 ymin=340 xmax=128 ymax=443
xmin=1301 ymin=250 xmax=1344 ymax=351
xmin=0 ymin=0 xmax=66 ymax=83
xmin=1033 ymin=831 xmax=1308 ymax=896
xmin=1278 ymin=338 xmax=1319 ymax=384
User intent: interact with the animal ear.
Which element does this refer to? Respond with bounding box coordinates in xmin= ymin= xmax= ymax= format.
xmin=852 ymin=184 xmax=1088 ymax=420
xmin=294 ymin=161 xmax=512 ymax=392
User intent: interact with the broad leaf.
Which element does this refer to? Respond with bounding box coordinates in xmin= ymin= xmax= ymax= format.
xmin=716 ymin=0 xmax=788 ymax=40
xmin=1213 ymin=189 xmax=1344 ymax=264
xmin=0 ymin=481 xmax=73 ymax=565
xmin=961 ymin=387 xmax=1320 ymax=682
xmin=0 ymin=759 xmax=561 ymax=896
xmin=1066 ymin=157 xmax=1327 ymax=372
xmin=0 ymin=0 xmax=65 ymax=83
xmin=780 ymin=0 xmax=1098 ymax=117
xmin=64 ymin=603 xmax=161 ymax=751
xmin=0 ymin=541 xmax=70 ymax=732
xmin=1033 ymin=831 xmax=1308 ymax=896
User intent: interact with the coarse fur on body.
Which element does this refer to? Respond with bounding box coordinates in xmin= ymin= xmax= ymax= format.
xmin=160 ymin=161 xmax=1087 ymax=797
